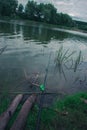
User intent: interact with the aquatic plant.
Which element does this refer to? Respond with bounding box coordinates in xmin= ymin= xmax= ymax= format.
xmin=54 ymin=46 xmax=76 ymax=79
xmin=55 ymin=46 xmax=76 ymax=69
xmin=73 ymin=51 xmax=83 ymax=72
xmin=55 ymin=46 xmax=83 ymax=80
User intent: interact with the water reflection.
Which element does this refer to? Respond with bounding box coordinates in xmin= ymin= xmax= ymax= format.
xmin=0 ymin=20 xmax=87 ymax=94
xmin=22 ymin=25 xmax=70 ymax=43
xmin=0 ymin=21 xmax=71 ymax=42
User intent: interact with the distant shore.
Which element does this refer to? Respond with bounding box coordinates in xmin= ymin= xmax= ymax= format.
xmin=0 ymin=17 xmax=87 ymax=37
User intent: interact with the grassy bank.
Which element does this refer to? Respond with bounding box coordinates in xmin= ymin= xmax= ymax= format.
xmin=1 ymin=92 xmax=87 ymax=130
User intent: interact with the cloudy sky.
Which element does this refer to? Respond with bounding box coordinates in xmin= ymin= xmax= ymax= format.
xmin=19 ymin=0 xmax=87 ymax=22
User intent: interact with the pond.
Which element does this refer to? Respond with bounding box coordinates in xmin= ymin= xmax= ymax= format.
xmin=0 ymin=20 xmax=87 ymax=94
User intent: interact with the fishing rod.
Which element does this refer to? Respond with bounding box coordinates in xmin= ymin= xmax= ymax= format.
xmin=35 ymin=52 xmax=52 ymax=130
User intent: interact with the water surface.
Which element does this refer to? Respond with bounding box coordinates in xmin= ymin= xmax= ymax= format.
xmin=0 ymin=20 xmax=87 ymax=94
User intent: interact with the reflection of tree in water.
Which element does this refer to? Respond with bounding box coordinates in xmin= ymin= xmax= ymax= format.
xmin=0 ymin=21 xmax=82 ymax=44
xmin=0 ymin=22 xmax=14 ymax=34
xmin=22 ymin=24 xmax=70 ymax=43
xmin=0 ymin=22 xmax=20 ymax=35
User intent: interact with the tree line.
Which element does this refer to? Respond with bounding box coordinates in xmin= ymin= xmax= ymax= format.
xmin=0 ymin=0 xmax=75 ymax=27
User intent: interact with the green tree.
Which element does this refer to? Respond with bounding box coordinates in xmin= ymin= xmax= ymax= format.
xmin=25 ymin=0 xmax=37 ymax=20
xmin=37 ymin=3 xmax=57 ymax=23
xmin=25 ymin=2 xmax=57 ymax=23
xmin=0 ymin=0 xmax=18 ymax=16
xmin=42 ymin=4 xmax=51 ymax=23
xmin=47 ymin=4 xmax=57 ymax=24
xmin=24 ymin=1 xmax=75 ymax=27
xmin=18 ymin=4 xmax=24 ymax=13
xmin=59 ymin=13 xmax=73 ymax=26
xmin=34 ymin=3 xmax=45 ymax=21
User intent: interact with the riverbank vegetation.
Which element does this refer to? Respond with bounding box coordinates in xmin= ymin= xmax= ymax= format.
xmin=1 ymin=92 xmax=87 ymax=130
xmin=75 ymin=20 xmax=87 ymax=32
xmin=0 ymin=0 xmax=75 ymax=27
xmin=0 ymin=0 xmax=87 ymax=31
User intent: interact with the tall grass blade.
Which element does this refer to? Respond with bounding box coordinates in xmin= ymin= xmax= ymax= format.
xmin=74 ymin=51 xmax=82 ymax=72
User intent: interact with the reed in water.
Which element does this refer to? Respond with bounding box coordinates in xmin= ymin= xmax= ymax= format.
xmin=55 ymin=46 xmax=83 ymax=80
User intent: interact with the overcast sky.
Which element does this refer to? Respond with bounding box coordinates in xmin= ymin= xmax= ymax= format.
xmin=19 ymin=0 xmax=87 ymax=22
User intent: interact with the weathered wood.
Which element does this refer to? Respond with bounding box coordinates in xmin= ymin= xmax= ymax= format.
xmin=10 ymin=94 xmax=37 ymax=130
xmin=0 ymin=94 xmax=23 ymax=130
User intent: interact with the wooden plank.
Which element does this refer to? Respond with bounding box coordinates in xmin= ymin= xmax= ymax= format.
xmin=10 ymin=94 xmax=36 ymax=130
xmin=0 ymin=94 xmax=23 ymax=130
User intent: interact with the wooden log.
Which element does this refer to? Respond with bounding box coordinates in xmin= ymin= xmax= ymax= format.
xmin=0 ymin=94 xmax=23 ymax=130
xmin=10 ymin=94 xmax=37 ymax=130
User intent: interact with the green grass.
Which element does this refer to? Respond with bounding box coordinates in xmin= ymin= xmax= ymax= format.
xmin=25 ymin=92 xmax=87 ymax=130
xmin=0 ymin=94 xmax=11 ymax=115
xmin=1 ymin=92 xmax=87 ymax=130
xmin=53 ymin=92 xmax=87 ymax=130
